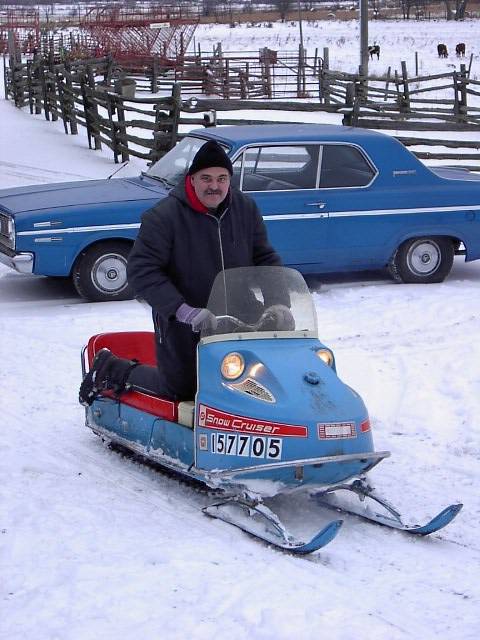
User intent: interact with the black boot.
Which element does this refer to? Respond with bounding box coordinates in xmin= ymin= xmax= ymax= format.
xmin=79 ymin=348 xmax=139 ymax=406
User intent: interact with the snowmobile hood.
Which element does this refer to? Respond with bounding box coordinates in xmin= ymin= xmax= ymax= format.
xmin=0 ymin=176 xmax=166 ymax=215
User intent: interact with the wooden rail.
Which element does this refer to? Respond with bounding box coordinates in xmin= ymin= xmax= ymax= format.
xmin=3 ymin=48 xmax=480 ymax=169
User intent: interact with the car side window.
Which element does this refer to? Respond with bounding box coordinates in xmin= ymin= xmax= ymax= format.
xmin=234 ymin=145 xmax=319 ymax=192
xmin=320 ymin=145 xmax=375 ymax=188
xmin=231 ymin=157 xmax=242 ymax=189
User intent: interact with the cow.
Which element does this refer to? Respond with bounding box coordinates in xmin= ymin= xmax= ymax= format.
xmin=437 ymin=43 xmax=448 ymax=58
xmin=368 ymin=44 xmax=380 ymax=60
xmin=456 ymin=42 xmax=466 ymax=57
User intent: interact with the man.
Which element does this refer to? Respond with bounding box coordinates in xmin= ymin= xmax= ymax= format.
xmin=79 ymin=140 xmax=286 ymax=405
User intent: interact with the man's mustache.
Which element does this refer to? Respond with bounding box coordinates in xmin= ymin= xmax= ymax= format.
xmin=205 ymin=189 xmax=222 ymax=195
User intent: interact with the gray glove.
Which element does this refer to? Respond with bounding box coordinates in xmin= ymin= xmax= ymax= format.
xmin=262 ymin=305 xmax=295 ymax=331
xmin=176 ymin=303 xmax=218 ymax=333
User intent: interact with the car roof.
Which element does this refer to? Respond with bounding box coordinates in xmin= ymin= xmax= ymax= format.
xmin=189 ymin=123 xmax=389 ymax=146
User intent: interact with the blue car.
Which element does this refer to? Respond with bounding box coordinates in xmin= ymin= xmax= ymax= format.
xmin=1 ymin=123 xmax=479 ymax=301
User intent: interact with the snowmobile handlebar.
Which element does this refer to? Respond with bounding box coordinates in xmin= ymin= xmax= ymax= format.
xmin=213 ymin=305 xmax=295 ymax=334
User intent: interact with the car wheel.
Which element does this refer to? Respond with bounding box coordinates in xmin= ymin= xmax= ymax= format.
xmin=73 ymin=241 xmax=133 ymax=302
xmin=389 ymin=236 xmax=454 ymax=284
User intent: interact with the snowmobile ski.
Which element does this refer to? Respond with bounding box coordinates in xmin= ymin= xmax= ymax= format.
xmin=203 ymin=494 xmax=343 ymax=554
xmin=312 ymin=478 xmax=463 ymax=535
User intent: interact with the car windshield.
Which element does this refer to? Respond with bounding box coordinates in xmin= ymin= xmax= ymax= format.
xmin=201 ymin=266 xmax=318 ymax=339
xmin=146 ymin=136 xmax=230 ymax=186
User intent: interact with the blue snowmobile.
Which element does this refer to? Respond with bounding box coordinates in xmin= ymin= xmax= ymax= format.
xmin=81 ymin=266 xmax=462 ymax=553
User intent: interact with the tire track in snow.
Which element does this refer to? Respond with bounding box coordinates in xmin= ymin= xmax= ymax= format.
xmin=0 ymin=159 xmax=92 ymax=182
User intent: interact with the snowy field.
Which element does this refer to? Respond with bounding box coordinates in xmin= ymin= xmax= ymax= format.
xmin=195 ymin=16 xmax=480 ymax=81
xmin=1 ymin=18 xmax=480 ymax=640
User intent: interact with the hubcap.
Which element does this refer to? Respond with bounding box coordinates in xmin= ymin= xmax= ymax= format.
xmin=407 ymin=240 xmax=441 ymax=276
xmin=92 ymin=253 xmax=128 ymax=293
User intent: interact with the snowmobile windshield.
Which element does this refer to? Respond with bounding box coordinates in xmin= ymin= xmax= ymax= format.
xmin=202 ymin=266 xmax=318 ymax=340
xmin=146 ymin=136 xmax=230 ymax=186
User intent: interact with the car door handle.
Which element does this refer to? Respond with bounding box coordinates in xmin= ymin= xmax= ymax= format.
xmin=306 ymin=202 xmax=326 ymax=209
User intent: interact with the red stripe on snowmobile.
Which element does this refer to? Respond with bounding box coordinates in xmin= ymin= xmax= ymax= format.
xmin=198 ymin=403 xmax=308 ymax=437
xmin=120 ymin=389 xmax=177 ymax=421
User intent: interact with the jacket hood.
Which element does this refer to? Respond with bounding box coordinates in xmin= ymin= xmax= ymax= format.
xmin=0 ymin=177 xmax=166 ymax=215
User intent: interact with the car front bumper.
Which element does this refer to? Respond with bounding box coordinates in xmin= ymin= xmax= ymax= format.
xmin=0 ymin=244 xmax=34 ymax=274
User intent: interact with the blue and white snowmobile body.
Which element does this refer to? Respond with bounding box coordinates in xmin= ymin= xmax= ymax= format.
xmin=81 ymin=267 xmax=462 ymax=553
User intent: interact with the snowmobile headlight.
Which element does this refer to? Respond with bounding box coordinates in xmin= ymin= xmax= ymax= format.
xmin=316 ymin=348 xmax=334 ymax=367
xmin=221 ymin=352 xmax=245 ymax=380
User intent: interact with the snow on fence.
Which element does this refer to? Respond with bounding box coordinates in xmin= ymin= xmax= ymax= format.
xmin=3 ymin=47 xmax=480 ymax=167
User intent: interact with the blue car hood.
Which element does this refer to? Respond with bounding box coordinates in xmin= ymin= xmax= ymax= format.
xmin=0 ymin=176 xmax=166 ymax=215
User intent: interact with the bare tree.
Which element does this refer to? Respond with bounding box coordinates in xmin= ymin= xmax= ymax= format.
xmin=272 ymin=0 xmax=294 ymax=21
xmin=442 ymin=0 xmax=469 ymax=19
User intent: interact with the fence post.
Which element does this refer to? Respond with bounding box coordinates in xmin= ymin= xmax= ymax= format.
xmin=64 ymin=59 xmax=78 ymax=134
xmin=168 ymin=82 xmax=182 ymax=148
xmin=33 ymin=51 xmax=42 ymax=115
xmin=115 ymin=95 xmax=130 ymax=162
xmin=152 ymin=84 xmax=181 ymax=164
xmin=104 ymin=53 xmax=114 ymax=86
xmin=223 ymin=59 xmax=230 ymax=99
xmin=80 ymin=74 xmax=93 ymax=149
xmin=3 ymin=56 xmax=8 ymax=101
xmin=342 ymin=82 xmax=356 ymax=126
xmin=453 ymin=70 xmax=460 ymax=121
xmin=27 ymin=60 xmax=34 ymax=114
xmin=321 ymin=47 xmax=330 ymax=105
xmin=467 ymin=53 xmax=473 ymax=78
xmin=260 ymin=49 xmax=272 ymax=99
xmin=239 ymin=69 xmax=248 ymax=99
xmin=297 ymin=44 xmax=306 ymax=97
xmin=152 ymin=56 xmax=159 ymax=93
xmin=357 ymin=66 xmax=367 ymax=106
xmin=86 ymin=65 xmax=102 ymax=150
xmin=384 ymin=66 xmax=391 ymax=102
xmin=40 ymin=62 xmax=51 ymax=120
xmin=459 ymin=63 xmax=468 ymax=123
xmin=47 ymin=43 xmax=58 ymax=122
xmin=345 ymin=82 xmax=355 ymax=108
xmin=107 ymin=93 xmax=120 ymax=164
xmin=400 ymin=61 xmax=410 ymax=113
xmin=8 ymin=31 xmax=25 ymax=108
xmin=55 ymin=67 xmax=69 ymax=134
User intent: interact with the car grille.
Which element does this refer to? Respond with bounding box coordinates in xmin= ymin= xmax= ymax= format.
xmin=228 ymin=377 xmax=275 ymax=403
xmin=0 ymin=212 xmax=14 ymax=249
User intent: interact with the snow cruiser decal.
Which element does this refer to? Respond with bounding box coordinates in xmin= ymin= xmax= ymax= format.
xmin=198 ymin=404 xmax=308 ymax=437
xmin=318 ymin=422 xmax=357 ymax=439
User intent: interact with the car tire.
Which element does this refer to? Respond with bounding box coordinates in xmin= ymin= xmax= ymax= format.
xmin=389 ymin=236 xmax=454 ymax=284
xmin=73 ymin=241 xmax=134 ymax=302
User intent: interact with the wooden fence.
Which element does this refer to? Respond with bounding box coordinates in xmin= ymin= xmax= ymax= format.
xmin=4 ymin=49 xmax=480 ymax=168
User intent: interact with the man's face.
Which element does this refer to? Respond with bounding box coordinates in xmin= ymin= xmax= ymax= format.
xmin=190 ymin=167 xmax=231 ymax=209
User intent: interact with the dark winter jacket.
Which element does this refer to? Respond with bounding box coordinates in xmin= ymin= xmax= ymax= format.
xmin=126 ymin=180 xmax=282 ymax=400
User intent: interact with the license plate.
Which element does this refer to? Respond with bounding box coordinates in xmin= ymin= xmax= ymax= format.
xmin=210 ymin=432 xmax=283 ymax=460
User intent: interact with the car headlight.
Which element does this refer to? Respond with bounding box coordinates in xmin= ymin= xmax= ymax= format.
xmin=221 ymin=352 xmax=245 ymax=380
xmin=0 ymin=213 xmax=15 ymax=250
xmin=316 ymin=348 xmax=334 ymax=367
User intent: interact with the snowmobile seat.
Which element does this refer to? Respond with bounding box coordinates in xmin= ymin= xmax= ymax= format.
xmin=86 ymin=331 xmax=179 ymax=423
xmin=87 ymin=331 xmax=157 ymax=367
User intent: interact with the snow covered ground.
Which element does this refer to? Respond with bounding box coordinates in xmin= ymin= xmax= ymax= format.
xmin=195 ymin=16 xmax=480 ymax=81
xmin=1 ymin=19 xmax=480 ymax=640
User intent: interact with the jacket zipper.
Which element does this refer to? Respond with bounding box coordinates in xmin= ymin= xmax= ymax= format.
xmin=206 ymin=208 xmax=229 ymax=314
